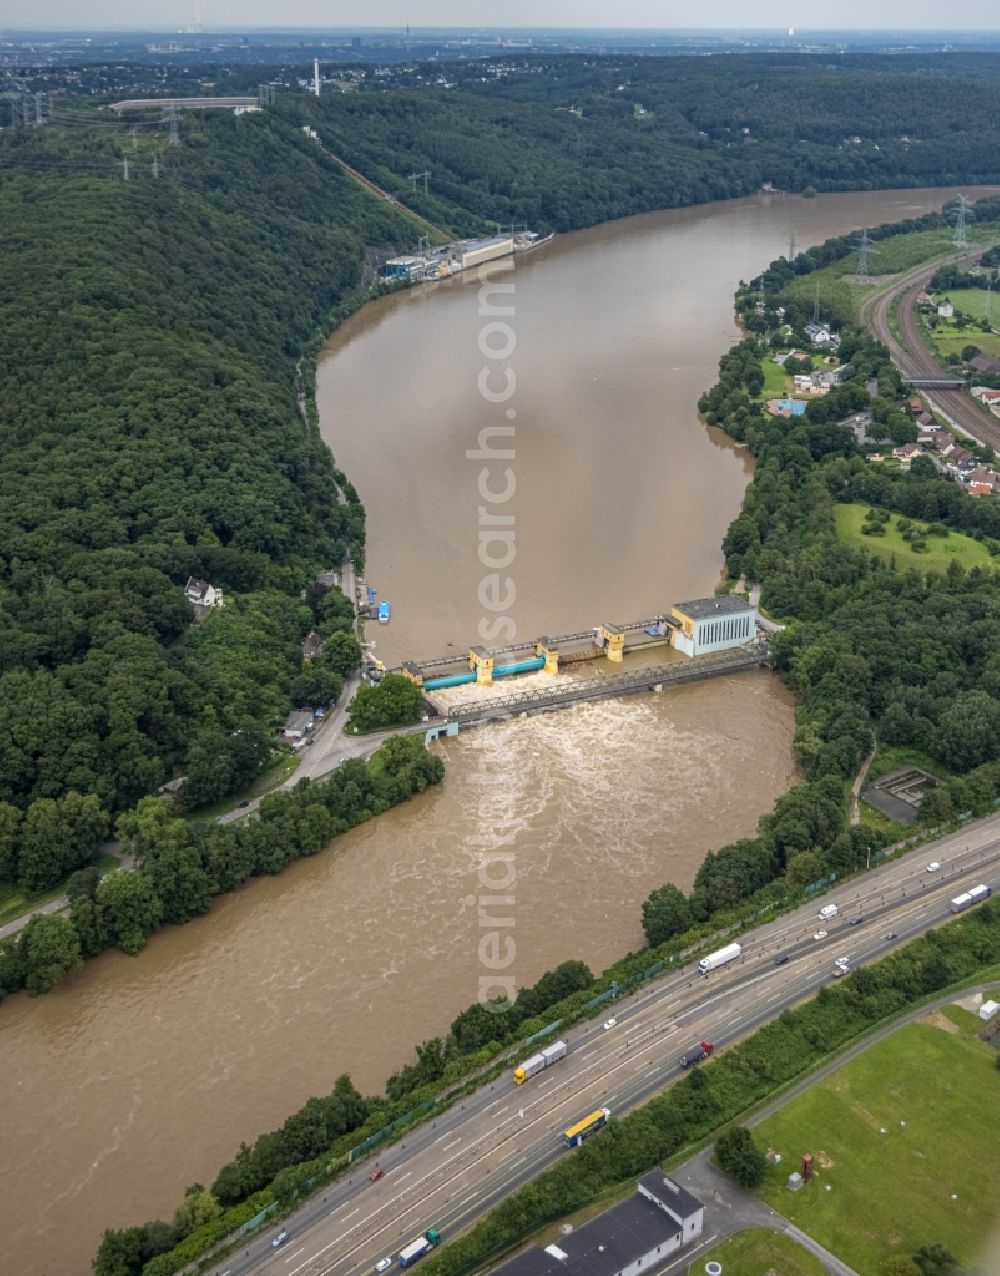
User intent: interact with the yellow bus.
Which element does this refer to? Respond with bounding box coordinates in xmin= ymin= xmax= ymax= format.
xmin=562 ymin=1107 xmax=611 ymax=1148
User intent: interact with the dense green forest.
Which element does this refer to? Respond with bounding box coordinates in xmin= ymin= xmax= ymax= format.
xmin=293 ymin=53 xmax=1000 ymax=235
xmin=0 ymin=108 xmax=422 ymax=891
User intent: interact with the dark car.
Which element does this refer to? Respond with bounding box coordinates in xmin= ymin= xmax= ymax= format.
xmin=774 ymin=954 xmax=789 ymax=966
xmin=848 ymin=916 xmax=863 ymax=927
xmin=238 ymin=800 xmax=250 ymax=808
xmin=885 ymin=931 xmax=898 ymax=941
xmin=306 ymin=736 xmax=316 ymax=746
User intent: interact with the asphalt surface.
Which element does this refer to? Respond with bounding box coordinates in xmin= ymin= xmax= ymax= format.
xmin=207 ymin=818 xmax=1000 ymax=1276
xmin=862 ymin=249 xmax=1000 ymax=452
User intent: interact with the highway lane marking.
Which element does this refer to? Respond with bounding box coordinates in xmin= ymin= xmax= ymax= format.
xmin=286 ymin=1249 xmax=307 ymax=1262
xmin=440 ymin=1138 xmax=461 ymax=1151
xmin=343 ymin=1209 xmax=359 ymax=1220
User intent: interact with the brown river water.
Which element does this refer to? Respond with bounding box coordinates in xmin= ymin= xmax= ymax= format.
xmin=2 ymin=187 xmax=987 ymax=1276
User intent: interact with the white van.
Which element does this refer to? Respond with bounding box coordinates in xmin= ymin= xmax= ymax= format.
xmin=818 ymin=903 xmax=839 ymax=922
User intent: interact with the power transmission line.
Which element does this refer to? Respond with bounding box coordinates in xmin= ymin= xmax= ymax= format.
xmin=953 ymin=194 xmax=972 ymax=247
xmin=854 ymin=228 xmax=880 ymax=279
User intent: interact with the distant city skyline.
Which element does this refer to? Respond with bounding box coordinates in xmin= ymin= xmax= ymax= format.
xmin=10 ymin=1 xmax=1000 ymax=33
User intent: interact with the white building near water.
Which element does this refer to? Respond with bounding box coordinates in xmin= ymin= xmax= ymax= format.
xmin=671 ymin=596 xmax=757 ymax=658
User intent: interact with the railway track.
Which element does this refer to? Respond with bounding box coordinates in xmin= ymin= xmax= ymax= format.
xmin=863 ymin=250 xmax=1000 ymax=453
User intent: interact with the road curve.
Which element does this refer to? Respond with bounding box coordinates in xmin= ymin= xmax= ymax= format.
xmin=863 ymin=250 xmax=1000 ymax=453
xmin=207 ymin=817 xmax=1000 ymax=1276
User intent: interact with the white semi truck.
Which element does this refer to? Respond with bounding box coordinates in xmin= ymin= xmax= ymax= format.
xmin=698 ymin=942 xmax=741 ymax=974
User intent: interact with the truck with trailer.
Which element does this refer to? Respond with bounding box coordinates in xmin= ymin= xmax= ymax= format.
xmin=950 ymin=884 xmax=992 ymax=913
xmin=698 ymin=942 xmax=741 ymax=974
xmin=562 ymin=1107 xmax=611 ymax=1148
xmin=398 ymin=1230 xmax=441 ymax=1268
xmin=513 ymin=1039 xmax=567 ymax=1085
xmin=679 ymin=1040 xmax=714 ymax=1069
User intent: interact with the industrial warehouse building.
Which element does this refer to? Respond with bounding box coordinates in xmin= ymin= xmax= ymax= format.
xmin=490 ymin=1171 xmax=704 ymax=1276
xmin=671 ymin=595 xmax=756 ymax=658
xmin=451 ymin=235 xmax=515 ymax=271
xmin=384 ymin=255 xmax=425 ymax=280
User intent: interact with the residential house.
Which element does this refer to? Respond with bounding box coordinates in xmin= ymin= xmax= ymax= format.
xmin=907 ymin=396 xmax=923 ymax=415
xmin=934 ymin=431 xmax=956 ymax=453
xmin=945 ymin=446 xmax=976 ymax=473
xmin=970 ymin=354 xmax=1000 ymax=376
xmin=184 ymin=576 xmax=224 ymax=608
xmin=968 ymin=466 xmax=1000 ymax=491
xmin=893 ymin=442 xmax=922 ymax=469
xmin=301 ymin=631 xmax=325 ymax=662
xmin=282 ymin=710 xmax=315 ymax=741
xmin=937 ymin=301 xmax=954 ymax=318
xmin=972 ymin=387 xmax=1000 ymax=406
xmin=916 ymin=411 xmax=936 ymax=429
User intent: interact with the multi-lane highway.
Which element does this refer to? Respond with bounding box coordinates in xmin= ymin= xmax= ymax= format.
xmin=862 ymin=248 xmax=1000 ymax=452
xmin=209 ymin=818 xmax=1000 ymax=1276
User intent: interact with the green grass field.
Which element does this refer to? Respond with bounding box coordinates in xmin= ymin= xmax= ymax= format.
xmin=754 ymin=1021 xmax=1000 ymax=1272
xmin=781 ymin=229 xmax=1000 ymax=327
xmin=939 ymin=287 xmax=1000 ymax=327
xmin=932 ymin=326 xmax=1000 ymax=361
xmin=834 ymin=504 xmax=993 ymax=573
xmin=694 ymin=1228 xmax=825 ymax=1275
xmin=761 ymin=354 xmax=794 ymax=397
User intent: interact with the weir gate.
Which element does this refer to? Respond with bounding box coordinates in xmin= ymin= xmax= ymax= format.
xmin=393 ymin=596 xmax=771 ymax=729
xmin=425 ymin=643 xmax=770 ymax=728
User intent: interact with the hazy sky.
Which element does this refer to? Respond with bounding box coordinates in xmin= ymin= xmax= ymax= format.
xmin=16 ymin=1 xmax=1000 ymax=32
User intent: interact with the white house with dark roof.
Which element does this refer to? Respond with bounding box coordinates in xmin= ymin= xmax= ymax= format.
xmin=184 ymin=576 xmax=224 ymax=608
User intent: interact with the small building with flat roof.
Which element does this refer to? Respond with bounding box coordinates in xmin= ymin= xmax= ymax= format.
xmin=670 ymin=596 xmax=756 ymax=658
xmin=490 ymin=1171 xmax=703 ymax=1276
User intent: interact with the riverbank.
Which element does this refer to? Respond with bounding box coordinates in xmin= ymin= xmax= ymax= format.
xmin=0 ymin=187 xmax=976 ymax=1276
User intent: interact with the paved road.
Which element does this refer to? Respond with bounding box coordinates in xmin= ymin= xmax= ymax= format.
xmin=207 ymin=819 xmax=1000 ymax=1276
xmin=0 ymin=841 xmax=134 ymax=942
xmin=862 ymin=248 xmax=1000 ymax=453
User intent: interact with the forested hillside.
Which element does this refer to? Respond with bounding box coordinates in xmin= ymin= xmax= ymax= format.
xmin=0 ymin=110 xmax=415 ymax=879
xmin=293 ymin=53 xmax=1000 ymax=234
